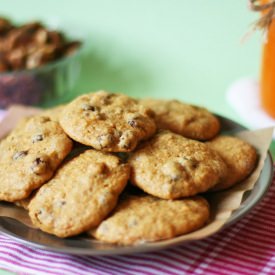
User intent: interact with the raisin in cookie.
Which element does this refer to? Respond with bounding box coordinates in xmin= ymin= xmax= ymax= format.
xmin=90 ymin=194 xmax=209 ymax=245
xmin=140 ymin=99 xmax=220 ymax=140
xmin=29 ymin=149 xmax=130 ymax=238
xmin=0 ymin=116 xmax=73 ymax=202
xmin=129 ymin=131 xmax=227 ymax=199
xmin=60 ymin=91 xmax=156 ymax=152
xmin=207 ymin=136 xmax=258 ymax=191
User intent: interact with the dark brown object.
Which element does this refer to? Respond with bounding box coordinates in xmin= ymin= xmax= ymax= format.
xmin=0 ymin=17 xmax=13 ymax=35
xmin=0 ymin=17 xmax=81 ymax=72
xmin=0 ymin=17 xmax=81 ymax=108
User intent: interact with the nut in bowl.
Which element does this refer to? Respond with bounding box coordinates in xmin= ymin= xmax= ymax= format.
xmin=0 ymin=17 xmax=82 ymax=109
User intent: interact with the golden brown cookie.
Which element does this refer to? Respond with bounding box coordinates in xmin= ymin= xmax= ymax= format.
xmin=128 ymin=131 xmax=227 ymax=199
xmin=40 ymin=105 xmax=65 ymax=122
xmin=140 ymin=99 xmax=220 ymax=140
xmin=0 ymin=115 xmax=73 ymax=202
xmin=90 ymin=194 xmax=209 ymax=245
xmin=29 ymin=149 xmax=130 ymax=238
xmin=207 ymin=136 xmax=258 ymax=191
xmin=14 ymin=188 xmax=39 ymax=210
xmin=60 ymin=91 xmax=156 ymax=152
xmin=14 ymin=196 xmax=32 ymax=210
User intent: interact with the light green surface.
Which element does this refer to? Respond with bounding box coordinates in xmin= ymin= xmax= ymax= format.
xmin=0 ymin=0 xmax=261 ymax=122
xmin=0 ymin=1 xmax=266 ymax=274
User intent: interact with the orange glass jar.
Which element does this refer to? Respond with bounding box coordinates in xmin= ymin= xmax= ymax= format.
xmin=260 ymin=1 xmax=275 ymax=118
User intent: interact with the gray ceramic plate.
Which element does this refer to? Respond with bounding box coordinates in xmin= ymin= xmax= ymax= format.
xmin=0 ymin=115 xmax=273 ymax=255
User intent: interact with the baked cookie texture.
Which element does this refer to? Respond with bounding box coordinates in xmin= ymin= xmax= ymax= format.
xmin=207 ymin=136 xmax=258 ymax=191
xmin=60 ymin=91 xmax=156 ymax=152
xmin=29 ymin=149 xmax=130 ymax=238
xmin=90 ymin=194 xmax=209 ymax=245
xmin=140 ymin=99 xmax=220 ymax=140
xmin=14 ymin=196 xmax=33 ymax=210
xmin=129 ymin=131 xmax=227 ymax=199
xmin=40 ymin=105 xmax=65 ymax=122
xmin=0 ymin=116 xmax=73 ymax=202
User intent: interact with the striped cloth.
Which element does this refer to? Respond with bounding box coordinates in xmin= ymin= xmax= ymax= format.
xmin=0 ymin=172 xmax=275 ymax=275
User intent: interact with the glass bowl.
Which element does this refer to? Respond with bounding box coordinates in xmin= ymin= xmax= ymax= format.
xmin=0 ymin=45 xmax=82 ymax=109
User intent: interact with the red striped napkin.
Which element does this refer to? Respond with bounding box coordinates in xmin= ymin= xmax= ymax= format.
xmin=0 ymin=167 xmax=274 ymax=275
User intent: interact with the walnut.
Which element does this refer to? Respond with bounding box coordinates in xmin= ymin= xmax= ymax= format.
xmin=0 ymin=17 xmax=12 ymax=34
xmin=0 ymin=18 xmax=81 ymax=72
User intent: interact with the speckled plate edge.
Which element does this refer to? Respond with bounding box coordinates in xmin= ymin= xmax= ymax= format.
xmin=0 ymin=115 xmax=273 ymax=256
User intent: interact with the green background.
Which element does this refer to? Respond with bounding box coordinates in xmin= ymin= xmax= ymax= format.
xmin=0 ymin=0 xmax=261 ymax=122
xmin=0 ymin=0 xmax=264 ymax=274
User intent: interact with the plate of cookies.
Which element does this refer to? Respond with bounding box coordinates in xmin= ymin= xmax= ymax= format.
xmin=0 ymin=91 xmax=273 ymax=255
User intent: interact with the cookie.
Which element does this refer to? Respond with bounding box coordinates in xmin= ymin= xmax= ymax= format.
xmin=140 ymin=99 xmax=220 ymax=140
xmin=28 ymin=149 xmax=130 ymax=238
xmin=0 ymin=115 xmax=73 ymax=202
xmin=128 ymin=131 xmax=227 ymax=199
xmin=14 ymin=196 xmax=32 ymax=210
xmin=40 ymin=105 xmax=65 ymax=122
xmin=207 ymin=136 xmax=258 ymax=191
xmin=14 ymin=188 xmax=39 ymax=210
xmin=60 ymin=91 xmax=156 ymax=152
xmin=90 ymin=194 xmax=209 ymax=245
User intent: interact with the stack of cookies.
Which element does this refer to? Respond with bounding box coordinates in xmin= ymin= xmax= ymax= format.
xmin=0 ymin=91 xmax=258 ymax=245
